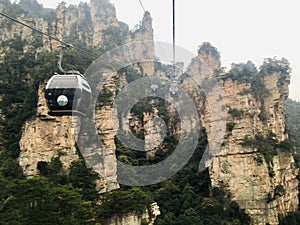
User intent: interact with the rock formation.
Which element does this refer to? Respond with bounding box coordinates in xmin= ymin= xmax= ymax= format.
xmin=126 ymin=11 xmax=155 ymax=76
xmin=0 ymin=0 xmax=127 ymax=55
xmin=1 ymin=0 xmax=298 ymax=224
xmin=19 ymin=81 xmax=80 ymax=178
xmin=14 ymin=0 xmax=156 ymax=194
xmin=104 ymin=202 xmax=160 ymax=225
xmin=144 ymin=110 xmax=166 ymax=157
xmin=179 ymin=43 xmax=298 ymax=224
xmin=190 ymin=50 xmax=298 ymax=224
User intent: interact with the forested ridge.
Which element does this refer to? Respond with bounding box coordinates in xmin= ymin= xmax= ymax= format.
xmin=0 ymin=33 xmax=253 ymax=224
xmin=0 ymin=33 xmax=298 ymax=225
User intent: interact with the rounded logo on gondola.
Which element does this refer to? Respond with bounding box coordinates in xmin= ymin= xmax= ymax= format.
xmin=57 ymin=95 xmax=68 ymax=106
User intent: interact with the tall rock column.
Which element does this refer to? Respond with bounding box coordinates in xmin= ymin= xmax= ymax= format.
xmin=18 ymin=80 xmax=119 ymax=193
xmin=208 ymin=72 xmax=298 ymax=224
xmin=144 ymin=109 xmax=166 ymax=157
xmin=184 ymin=43 xmax=298 ymax=224
xmin=19 ymin=81 xmax=80 ymax=177
xmin=126 ymin=11 xmax=155 ymax=76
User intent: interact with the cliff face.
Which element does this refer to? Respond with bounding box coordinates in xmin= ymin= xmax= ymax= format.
xmin=205 ymin=66 xmax=298 ymax=224
xmin=126 ymin=11 xmax=155 ymax=76
xmin=182 ymin=46 xmax=298 ymax=224
xmin=0 ymin=0 xmax=127 ymax=54
xmin=104 ymin=202 xmax=160 ymax=225
xmin=2 ymin=0 xmax=298 ymax=223
xmin=17 ymin=1 xmax=155 ymax=194
xmin=18 ymin=79 xmax=120 ymax=192
xmin=19 ymin=81 xmax=80 ymax=178
xmin=11 ymin=0 xmax=122 ymax=192
xmin=185 ymin=45 xmax=225 ymax=165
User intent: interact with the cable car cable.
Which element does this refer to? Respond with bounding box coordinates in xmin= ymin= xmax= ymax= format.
xmin=0 ymin=11 xmax=94 ymax=116
xmin=0 ymin=11 xmax=92 ymax=57
xmin=137 ymin=0 xmax=178 ymax=95
xmin=138 ymin=0 xmax=146 ymax=12
xmin=172 ymin=0 xmax=176 ymax=78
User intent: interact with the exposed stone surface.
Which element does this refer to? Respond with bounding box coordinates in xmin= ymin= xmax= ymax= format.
xmin=19 ymin=81 xmax=80 ymax=177
xmin=15 ymin=0 xmax=155 ymax=194
xmin=182 ymin=47 xmax=298 ymax=224
xmin=104 ymin=202 xmax=160 ymax=225
xmin=0 ymin=0 xmax=126 ymax=55
xmin=126 ymin=11 xmax=155 ymax=76
xmin=184 ymin=47 xmax=226 ymax=166
xmin=18 ymin=78 xmax=120 ymax=192
xmin=4 ymin=0 xmax=297 ymax=224
xmin=208 ymin=72 xmax=298 ymax=224
xmin=93 ymin=73 xmax=120 ymax=192
xmin=144 ymin=111 xmax=166 ymax=157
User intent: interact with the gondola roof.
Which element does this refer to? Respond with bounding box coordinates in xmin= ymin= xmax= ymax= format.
xmin=46 ymin=75 xmax=79 ymax=89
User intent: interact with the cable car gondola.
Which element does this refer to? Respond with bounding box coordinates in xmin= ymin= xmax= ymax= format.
xmin=44 ymin=45 xmax=92 ymax=116
xmin=45 ymin=71 xmax=92 ymax=116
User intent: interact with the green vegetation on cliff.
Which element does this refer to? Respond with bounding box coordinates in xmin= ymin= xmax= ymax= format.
xmin=282 ymin=98 xmax=300 ymax=224
xmin=285 ymin=98 xmax=300 ymax=151
xmin=0 ymin=36 xmax=251 ymax=224
xmin=0 ymin=2 xmax=298 ymax=223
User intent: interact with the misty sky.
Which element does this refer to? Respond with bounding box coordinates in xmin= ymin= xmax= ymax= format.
xmin=14 ymin=0 xmax=300 ymax=101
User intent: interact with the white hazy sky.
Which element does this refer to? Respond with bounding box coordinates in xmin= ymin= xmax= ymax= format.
xmin=21 ymin=0 xmax=300 ymax=101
